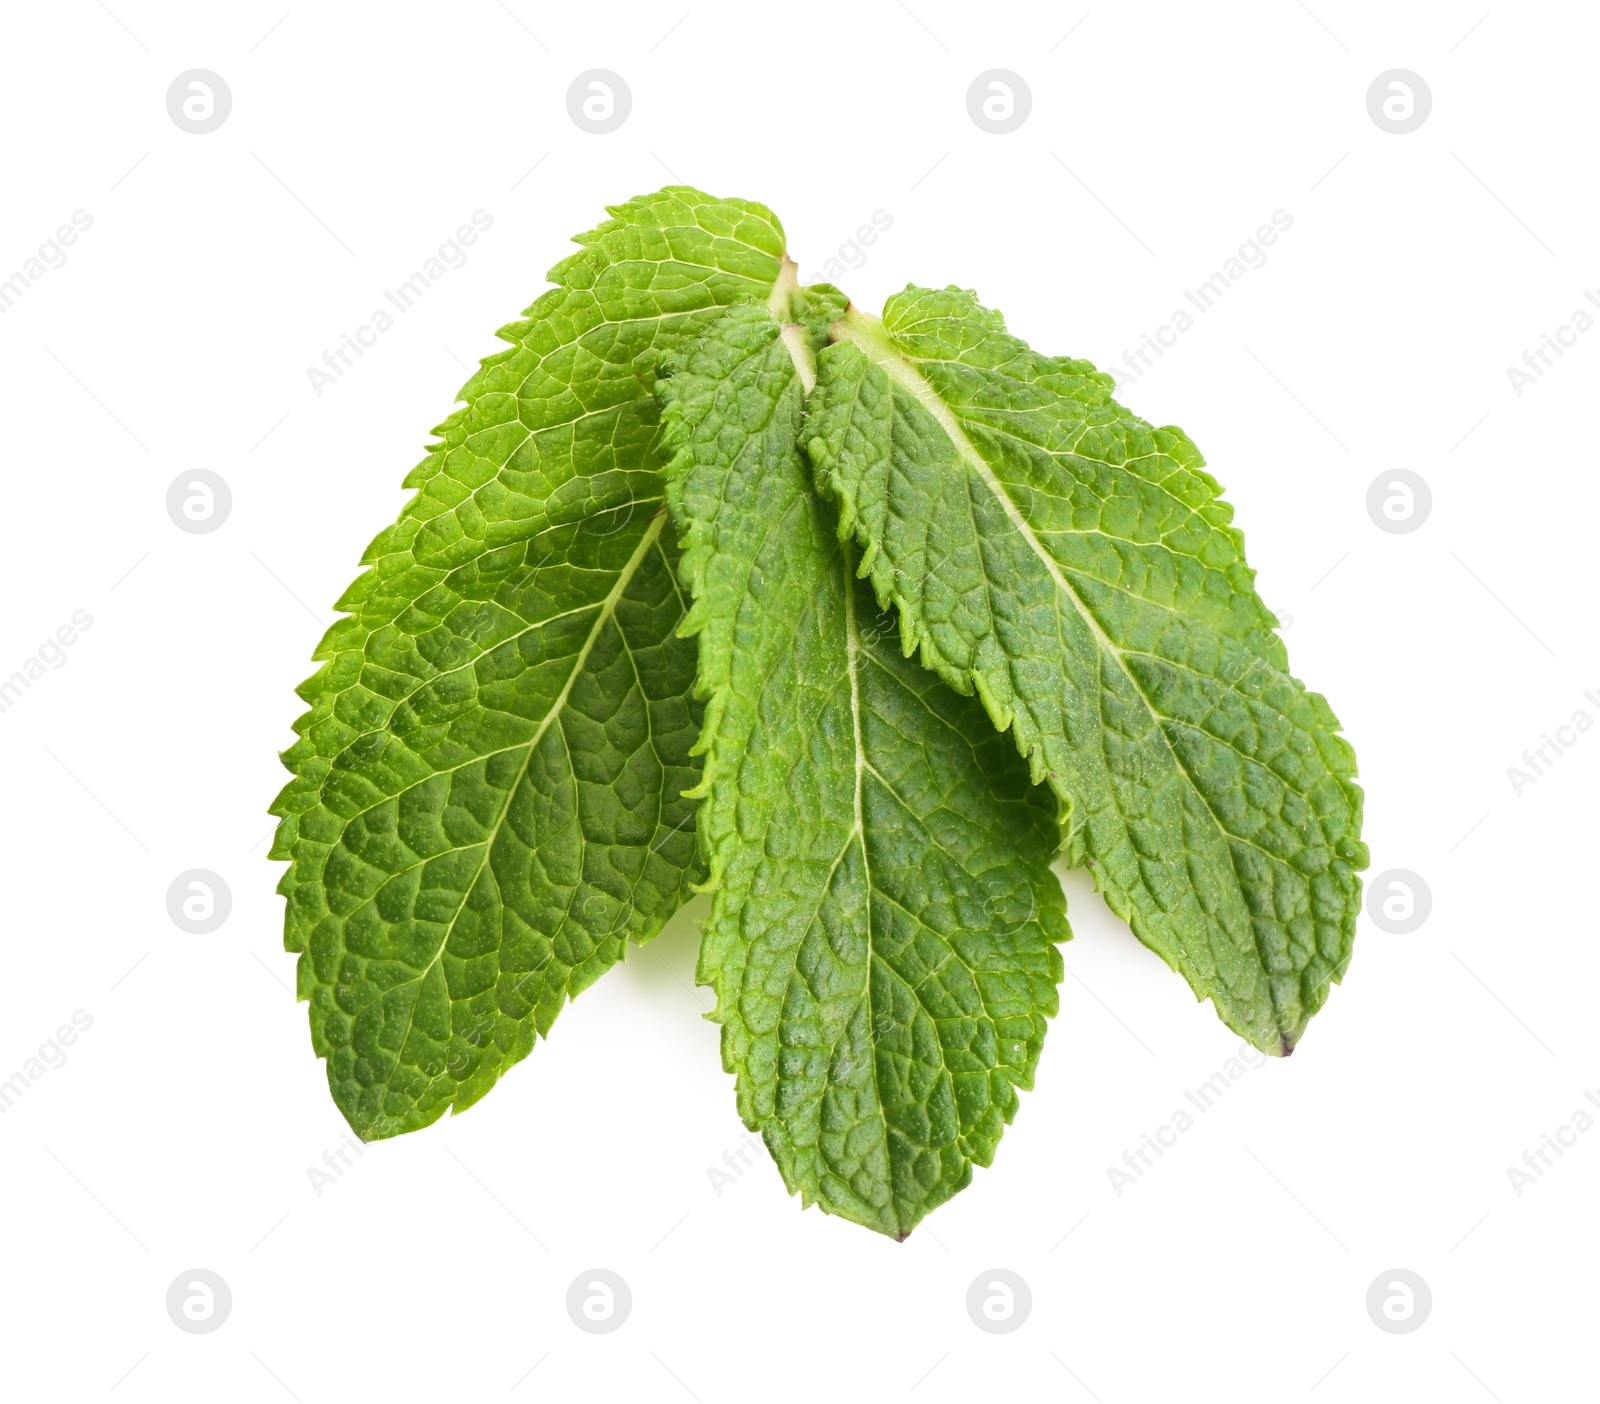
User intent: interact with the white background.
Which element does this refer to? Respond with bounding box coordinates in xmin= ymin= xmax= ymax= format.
xmin=1 ymin=1 xmax=1595 ymax=1399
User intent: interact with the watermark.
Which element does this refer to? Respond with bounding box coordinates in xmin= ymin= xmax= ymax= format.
xmin=1365 ymin=869 xmax=1431 ymax=934
xmin=305 ymin=211 xmax=494 ymax=397
xmin=1366 ymin=70 xmax=1431 ymax=135
xmin=966 ymin=1269 xmax=1031 ymax=1333
xmin=1106 ymin=1041 xmax=1270 ymax=1196
xmin=705 ymin=1131 xmax=764 ymax=1197
xmin=1505 ymin=1086 xmax=1600 ymax=1196
xmin=0 ymin=1010 xmax=93 ymax=1114
xmin=1366 ymin=1269 xmax=1431 ymax=1333
xmin=0 ymin=610 xmax=94 ymax=716
xmin=306 ymin=1131 xmax=368 ymax=1197
xmin=0 ymin=211 xmax=94 ymax=314
xmin=166 ymin=1269 xmax=232 ymax=1333
xmin=967 ymin=71 xmax=1031 ymax=134
xmin=166 ymin=470 xmax=232 ymax=534
xmin=566 ymin=70 xmax=630 ymax=134
xmin=1506 ymin=691 xmax=1600 ymax=796
xmin=1505 ymin=286 xmax=1600 ymax=397
xmin=1109 ymin=211 xmax=1293 ymax=386
xmin=167 ymin=70 xmax=232 ymax=134
xmin=1365 ymin=469 xmax=1431 ymax=534
xmin=566 ymin=1269 xmax=630 ymax=1333
xmin=166 ymin=870 xmax=232 ymax=934
xmin=810 ymin=210 xmax=894 ymax=284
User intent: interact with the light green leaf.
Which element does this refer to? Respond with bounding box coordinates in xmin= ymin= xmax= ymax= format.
xmin=660 ymin=301 xmax=1069 ymax=1238
xmin=808 ymin=285 xmax=1367 ymax=1054
xmin=269 ymin=188 xmax=791 ymax=1138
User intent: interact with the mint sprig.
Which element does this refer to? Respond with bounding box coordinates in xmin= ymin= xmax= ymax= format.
xmin=272 ymin=186 xmax=1366 ymax=1234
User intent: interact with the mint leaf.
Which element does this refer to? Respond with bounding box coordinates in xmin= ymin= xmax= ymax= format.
xmin=660 ymin=302 xmax=1069 ymax=1238
xmin=269 ymin=188 xmax=791 ymax=1138
xmin=808 ymin=285 xmax=1367 ymax=1054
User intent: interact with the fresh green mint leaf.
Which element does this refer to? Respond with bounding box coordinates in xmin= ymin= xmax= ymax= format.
xmin=269 ymin=188 xmax=792 ymax=1138
xmin=808 ymin=285 xmax=1367 ymax=1054
xmin=659 ymin=302 xmax=1069 ymax=1238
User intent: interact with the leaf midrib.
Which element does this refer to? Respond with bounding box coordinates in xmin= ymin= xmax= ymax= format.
xmin=832 ymin=316 xmax=1294 ymax=1043
xmin=335 ymin=496 xmax=670 ymax=795
xmin=357 ymin=509 xmax=669 ymax=1120
xmin=834 ymin=316 xmax=1134 ymax=669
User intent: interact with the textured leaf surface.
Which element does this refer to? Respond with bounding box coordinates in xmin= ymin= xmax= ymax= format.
xmin=269 ymin=188 xmax=788 ymax=1138
xmin=809 ymin=286 xmax=1367 ymax=1054
xmin=660 ymin=303 xmax=1068 ymax=1238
